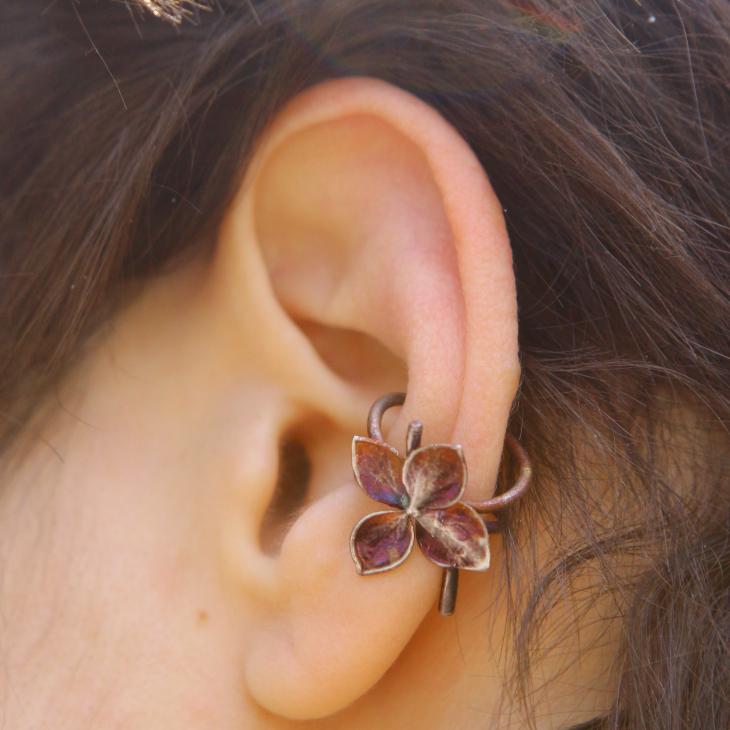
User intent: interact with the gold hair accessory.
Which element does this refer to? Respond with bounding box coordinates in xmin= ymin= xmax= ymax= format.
xmin=130 ymin=0 xmax=213 ymax=24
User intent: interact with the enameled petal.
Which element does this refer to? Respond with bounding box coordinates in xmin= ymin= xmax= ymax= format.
xmin=352 ymin=437 xmax=408 ymax=508
xmin=350 ymin=511 xmax=415 ymax=575
xmin=403 ymin=444 xmax=466 ymax=511
xmin=415 ymin=502 xmax=489 ymax=570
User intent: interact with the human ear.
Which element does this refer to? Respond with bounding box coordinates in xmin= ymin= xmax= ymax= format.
xmin=209 ymin=77 xmax=520 ymax=719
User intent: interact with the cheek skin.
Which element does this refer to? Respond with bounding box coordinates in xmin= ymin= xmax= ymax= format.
xmin=0 ymin=268 xmax=251 ymax=728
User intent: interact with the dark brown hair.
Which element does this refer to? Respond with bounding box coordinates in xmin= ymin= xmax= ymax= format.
xmin=2 ymin=0 xmax=730 ymax=727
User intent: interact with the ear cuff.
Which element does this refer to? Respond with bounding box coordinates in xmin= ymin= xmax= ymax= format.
xmin=350 ymin=392 xmax=532 ymax=616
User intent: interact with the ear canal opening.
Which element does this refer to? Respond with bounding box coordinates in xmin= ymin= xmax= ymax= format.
xmin=259 ymin=434 xmax=312 ymax=556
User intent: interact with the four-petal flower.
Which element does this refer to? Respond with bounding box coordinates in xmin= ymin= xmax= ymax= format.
xmin=350 ymin=437 xmax=490 ymax=575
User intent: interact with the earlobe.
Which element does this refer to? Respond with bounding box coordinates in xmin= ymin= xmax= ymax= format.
xmin=211 ymin=78 xmax=520 ymax=720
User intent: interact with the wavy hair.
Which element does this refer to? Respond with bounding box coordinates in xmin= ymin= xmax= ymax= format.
xmin=2 ymin=1 xmax=730 ymax=727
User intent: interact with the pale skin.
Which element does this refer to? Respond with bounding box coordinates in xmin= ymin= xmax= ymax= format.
xmin=0 ymin=79 xmax=613 ymax=728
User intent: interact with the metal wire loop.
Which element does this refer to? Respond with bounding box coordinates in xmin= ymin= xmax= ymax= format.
xmin=366 ymin=392 xmax=533 ymax=532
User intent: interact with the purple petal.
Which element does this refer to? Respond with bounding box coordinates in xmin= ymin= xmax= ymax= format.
xmin=350 ymin=511 xmax=414 ymax=575
xmin=403 ymin=444 xmax=466 ymax=511
xmin=415 ymin=503 xmax=489 ymax=570
xmin=352 ymin=437 xmax=408 ymax=508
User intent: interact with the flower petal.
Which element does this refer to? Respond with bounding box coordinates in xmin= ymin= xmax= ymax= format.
xmin=352 ymin=437 xmax=407 ymax=508
xmin=350 ymin=511 xmax=415 ymax=575
xmin=403 ymin=444 xmax=466 ymax=511
xmin=415 ymin=502 xmax=490 ymax=570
